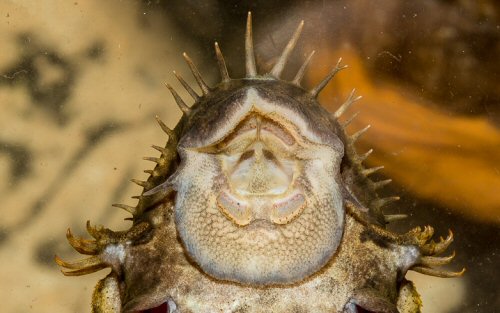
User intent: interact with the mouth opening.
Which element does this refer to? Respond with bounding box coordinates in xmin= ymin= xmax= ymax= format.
xmin=204 ymin=113 xmax=307 ymax=227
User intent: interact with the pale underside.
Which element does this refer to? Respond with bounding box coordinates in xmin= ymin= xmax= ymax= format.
xmin=173 ymin=88 xmax=345 ymax=285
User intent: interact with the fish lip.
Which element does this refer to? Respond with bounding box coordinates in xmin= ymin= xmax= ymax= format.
xmin=243 ymin=219 xmax=282 ymax=243
xmin=217 ymin=185 xmax=306 ymax=225
xmin=246 ymin=219 xmax=275 ymax=230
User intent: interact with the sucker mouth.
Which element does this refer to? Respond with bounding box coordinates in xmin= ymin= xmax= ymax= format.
xmin=213 ymin=113 xmax=307 ymax=227
xmin=216 ymin=188 xmax=307 ymax=227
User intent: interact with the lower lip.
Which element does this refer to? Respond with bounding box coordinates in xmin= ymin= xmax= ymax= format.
xmin=245 ymin=220 xmax=281 ymax=240
xmin=247 ymin=219 xmax=274 ymax=229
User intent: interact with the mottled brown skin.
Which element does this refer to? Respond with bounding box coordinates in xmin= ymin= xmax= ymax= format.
xmin=56 ymin=15 xmax=462 ymax=313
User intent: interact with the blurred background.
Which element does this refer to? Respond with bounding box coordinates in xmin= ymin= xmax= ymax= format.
xmin=0 ymin=1 xmax=498 ymax=312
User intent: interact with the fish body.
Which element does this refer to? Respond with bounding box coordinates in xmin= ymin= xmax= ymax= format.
xmin=57 ymin=13 xmax=463 ymax=313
